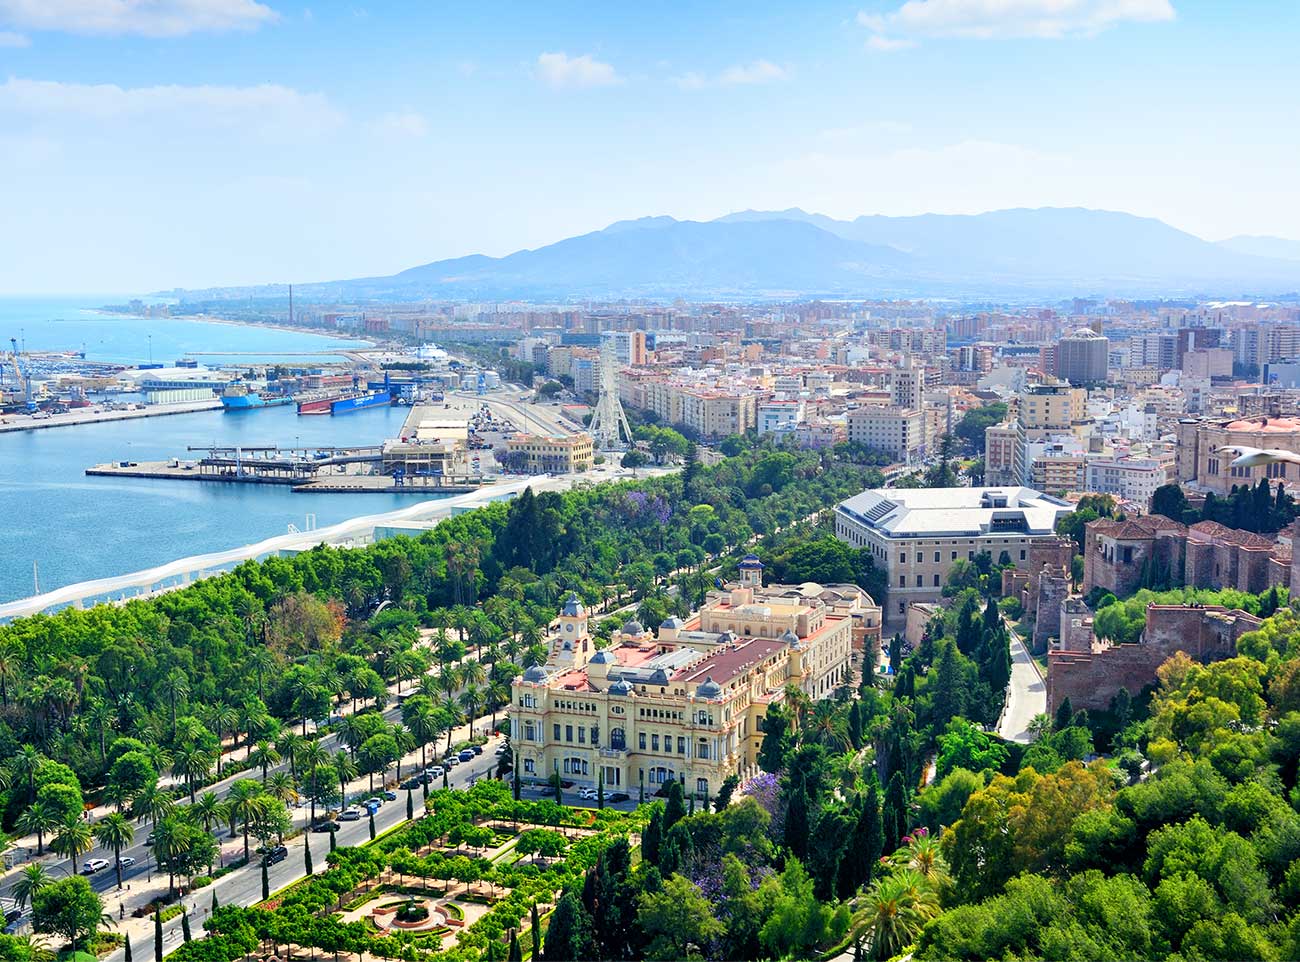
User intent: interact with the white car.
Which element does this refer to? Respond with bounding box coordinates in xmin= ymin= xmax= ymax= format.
xmin=82 ymin=858 xmax=109 ymax=874
xmin=578 ymin=786 xmax=598 ymax=800
xmin=120 ymin=856 xmax=137 ymax=868
xmin=427 ymin=766 xmax=445 ymax=779
xmin=338 ymin=807 xmax=363 ymax=821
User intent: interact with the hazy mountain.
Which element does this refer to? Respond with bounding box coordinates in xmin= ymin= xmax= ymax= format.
xmin=1217 ymin=234 xmax=1300 ymax=262
xmin=180 ymin=207 xmax=1300 ymax=303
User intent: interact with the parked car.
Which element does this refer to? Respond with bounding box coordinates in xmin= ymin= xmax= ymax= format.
xmin=400 ymin=778 xmax=421 ymax=790
xmin=381 ymin=789 xmax=397 ymax=801
xmin=338 ymin=808 xmax=362 ymax=821
xmin=470 ymin=744 xmax=484 ymax=756
xmin=578 ymin=787 xmax=598 ymax=800
xmin=311 ymin=820 xmax=340 ymax=833
xmin=263 ymin=845 xmax=289 ymax=866
xmin=120 ymin=855 xmax=137 ymax=868
xmin=427 ymin=766 xmax=445 ymax=779
xmin=443 ymin=756 xmax=458 ymax=768
xmin=362 ymin=799 xmax=381 ymax=815
xmin=608 ymin=792 xmax=630 ymax=804
xmin=457 ymin=749 xmax=474 ymax=763
xmin=82 ymin=858 xmax=109 ymax=874
xmin=144 ymin=831 xmax=157 ymax=845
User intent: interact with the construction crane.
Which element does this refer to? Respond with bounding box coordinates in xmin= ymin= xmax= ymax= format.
xmin=9 ymin=338 xmax=35 ymax=411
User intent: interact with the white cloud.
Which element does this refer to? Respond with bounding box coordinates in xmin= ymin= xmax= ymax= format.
xmin=535 ymin=52 xmax=620 ymax=89
xmin=0 ymin=28 xmax=28 ymax=45
xmin=719 ymin=60 xmax=788 ymax=85
xmin=674 ymin=60 xmax=789 ymax=89
xmin=0 ymin=78 xmax=342 ymax=136
xmin=370 ymin=110 xmax=429 ymax=139
xmin=866 ymin=34 xmax=915 ymax=51
xmin=858 ymin=0 xmax=1174 ymax=46
xmin=0 ymin=0 xmax=276 ymax=36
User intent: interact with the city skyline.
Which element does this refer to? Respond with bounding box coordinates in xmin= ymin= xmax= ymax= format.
xmin=1 ymin=0 xmax=1297 ymax=292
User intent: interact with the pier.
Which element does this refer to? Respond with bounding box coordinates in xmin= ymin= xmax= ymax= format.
xmin=0 ymin=398 xmax=222 ymax=433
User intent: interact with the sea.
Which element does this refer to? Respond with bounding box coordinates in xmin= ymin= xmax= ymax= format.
xmin=0 ymin=297 xmax=440 ymax=605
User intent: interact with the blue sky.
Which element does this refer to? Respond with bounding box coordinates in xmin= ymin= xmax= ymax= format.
xmin=0 ymin=0 xmax=1297 ymax=293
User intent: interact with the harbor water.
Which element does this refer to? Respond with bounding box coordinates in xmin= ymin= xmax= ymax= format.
xmin=0 ymin=299 xmax=441 ymax=604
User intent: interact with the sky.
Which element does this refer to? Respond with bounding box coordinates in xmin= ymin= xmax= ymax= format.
xmin=0 ymin=0 xmax=1297 ymax=293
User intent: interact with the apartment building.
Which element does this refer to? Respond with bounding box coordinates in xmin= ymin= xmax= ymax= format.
xmin=835 ymin=486 xmax=1075 ymax=621
xmin=1085 ymin=456 xmax=1174 ymax=504
xmin=757 ymin=399 xmax=806 ymax=437
xmin=504 ymin=432 xmax=595 ymax=474
xmin=845 ymin=405 xmax=925 ymax=463
xmin=1020 ymin=382 xmax=1088 ymax=433
xmin=510 ymin=560 xmax=875 ymax=797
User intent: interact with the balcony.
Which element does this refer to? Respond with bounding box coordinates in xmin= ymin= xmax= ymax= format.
xmin=599 ymin=747 xmax=626 ymax=759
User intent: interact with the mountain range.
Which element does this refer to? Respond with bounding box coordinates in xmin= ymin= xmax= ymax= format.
xmin=180 ymin=208 xmax=1300 ymax=303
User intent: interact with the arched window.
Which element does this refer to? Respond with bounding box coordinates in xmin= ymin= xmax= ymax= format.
xmin=609 ymin=727 xmax=626 ymax=751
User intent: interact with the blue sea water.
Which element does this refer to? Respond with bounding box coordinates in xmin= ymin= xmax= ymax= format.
xmin=0 ymin=298 xmax=437 ymax=604
xmin=0 ymin=295 xmax=373 ymax=364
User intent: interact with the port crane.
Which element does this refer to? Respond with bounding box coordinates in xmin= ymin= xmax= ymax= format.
xmin=9 ymin=338 xmax=35 ymax=411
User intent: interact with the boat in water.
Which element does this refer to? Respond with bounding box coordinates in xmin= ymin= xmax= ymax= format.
xmin=221 ymin=383 xmax=294 ymax=411
xmin=296 ymin=389 xmax=391 ymax=415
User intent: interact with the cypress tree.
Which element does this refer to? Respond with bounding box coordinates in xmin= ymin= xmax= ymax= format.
xmin=540 ymin=892 xmax=594 ymax=962
xmin=784 ymin=783 xmax=811 ymax=860
xmin=153 ymin=907 xmax=163 ymax=962
xmin=407 ymin=788 xmax=415 ymax=821
xmin=1054 ymin=696 xmax=1074 ymax=732
xmin=597 ymin=768 xmax=604 ymax=810
xmin=124 ymin=938 xmax=133 ymax=962
xmin=181 ymin=910 xmax=192 ymax=943
xmin=663 ymin=779 xmax=686 ymax=829
xmin=304 ymin=837 xmax=314 ymax=875
xmin=368 ymin=811 xmax=376 ymax=840
xmin=513 ymin=754 xmax=521 ymax=800
xmin=530 ymin=903 xmax=541 ymax=957
xmin=642 ymin=805 xmax=663 ymax=866
xmin=639 ymin=772 xmax=645 ymax=804
xmin=261 ymin=857 xmax=270 ymax=901
xmin=508 ymin=930 xmax=522 ymax=962
xmin=329 ymin=828 xmax=337 ymax=852
xmin=882 ymin=771 xmax=909 ymax=854
xmin=211 ymin=890 xmax=219 ymax=914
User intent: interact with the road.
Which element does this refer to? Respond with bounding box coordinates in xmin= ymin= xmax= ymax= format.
xmin=998 ymin=626 xmax=1046 ymax=744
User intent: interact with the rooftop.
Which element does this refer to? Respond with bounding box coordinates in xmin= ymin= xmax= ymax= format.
xmin=836 ymin=486 xmax=1074 ymax=538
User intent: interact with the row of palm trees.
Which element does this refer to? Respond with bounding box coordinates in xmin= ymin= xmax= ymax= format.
xmin=849 ymin=829 xmax=949 ymax=960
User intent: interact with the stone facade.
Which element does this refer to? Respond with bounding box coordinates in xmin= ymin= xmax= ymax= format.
xmin=1083 ymin=515 xmax=1291 ymax=598
xmin=1047 ymin=604 xmax=1262 ymax=714
xmin=1031 ymin=569 xmax=1072 ymax=654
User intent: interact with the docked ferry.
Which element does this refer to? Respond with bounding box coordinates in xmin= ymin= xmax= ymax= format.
xmin=221 ymin=383 xmax=294 ymax=411
xmin=296 ymin=388 xmax=391 ymax=415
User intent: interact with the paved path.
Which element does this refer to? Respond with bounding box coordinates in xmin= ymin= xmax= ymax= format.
xmin=999 ymin=626 xmax=1046 ymax=744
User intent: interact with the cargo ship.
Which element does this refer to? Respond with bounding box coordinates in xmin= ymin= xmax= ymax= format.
xmin=296 ymin=388 xmax=391 ymax=416
xmin=221 ymin=383 xmax=294 ymax=411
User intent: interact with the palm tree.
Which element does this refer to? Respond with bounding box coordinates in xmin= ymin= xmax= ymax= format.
xmin=83 ymin=699 xmax=115 ymax=767
xmin=276 ymin=732 xmax=305 ymax=781
xmin=10 ymin=745 xmax=43 ymax=804
xmin=94 ymin=812 xmax=135 ymax=889
xmin=391 ymin=724 xmax=415 ymax=782
xmin=248 ymin=741 xmax=281 ymax=782
xmin=208 ymin=703 xmax=239 ymax=775
xmin=130 ymin=784 xmax=175 ymax=838
xmin=782 ymin=683 xmax=811 ymax=734
xmin=171 ymin=744 xmax=215 ymax=804
xmin=7 ymin=934 xmax=54 ymax=962
xmin=333 ymin=752 xmax=358 ymax=806
xmin=159 ymin=668 xmax=191 ymax=734
xmin=437 ymin=696 xmax=462 ymax=754
xmin=487 ymin=679 xmax=509 ymax=733
xmin=266 ymin=771 xmax=299 ymax=808
xmin=807 ymin=701 xmax=850 ymax=752
xmin=192 ymin=792 xmax=226 ymax=836
xmin=0 ymin=643 xmax=22 ymax=708
xmin=890 ymin=830 xmax=951 ymax=893
xmin=52 ymin=819 xmax=94 ymax=877
xmin=851 ymin=869 xmax=941 ymax=961
xmin=408 ymin=706 xmax=439 ymax=774
xmin=459 ymin=684 xmax=483 ymax=733
xmin=461 ymin=659 xmax=487 ymax=689
xmin=226 ymin=780 xmax=267 ymax=861
xmin=17 ymin=801 xmax=58 ymax=854
xmin=11 ymin=863 xmax=52 ymax=910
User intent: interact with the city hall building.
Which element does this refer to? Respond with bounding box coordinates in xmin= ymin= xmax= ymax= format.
xmin=509 ymin=557 xmax=878 ymax=797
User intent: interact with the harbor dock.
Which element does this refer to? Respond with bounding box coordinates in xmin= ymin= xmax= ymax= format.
xmin=0 ymin=398 xmax=223 ymax=433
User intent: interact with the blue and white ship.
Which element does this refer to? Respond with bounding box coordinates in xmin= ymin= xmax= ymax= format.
xmin=220 ymin=383 xmax=294 ymax=411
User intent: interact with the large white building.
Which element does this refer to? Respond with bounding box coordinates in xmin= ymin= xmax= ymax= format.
xmin=834 ymin=486 xmax=1075 ymax=621
xmin=846 ymin=405 xmax=925 ymax=463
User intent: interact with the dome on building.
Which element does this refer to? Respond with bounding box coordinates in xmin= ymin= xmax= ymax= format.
xmin=590 ymin=649 xmax=618 ymax=665
xmin=660 ymin=616 xmax=685 ymax=630
xmin=696 ymin=676 xmax=722 ymax=699
xmin=648 ymin=668 xmax=670 ymax=686
xmin=561 ymin=592 xmax=584 ymax=617
xmin=621 ymin=619 xmax=644 ymax=636
xmin=779 ymin=629 xmax=802 ymax=649
xmin=523 ymin=665 xmax=549 ymax=683
xmin=608 ymin=673 xmax=633 ymax=696
xmin=739 ymin=553 xmax=764 ymax=568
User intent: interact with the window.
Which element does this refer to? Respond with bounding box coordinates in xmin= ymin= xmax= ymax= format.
xmin=968 ymin=551 xmax=974 ymax=560
xmin=565 ymin=725 xmax=573 ymax=742
xmin=552 ymin=723 xmax=561 ymax=741
xmin=677 ymin=737 xmax=686 ymax=754
xmin=524 ymin=722 xmax=536 ymax=741
xmin=698 ymin=738 xmax=709 ymax=760
xmin=934 ymin=551 xmax=940 ymax=563
xmin=951 ymin=551 xmax=957 ymax=561
xmin=916 ymin=575 xmax=923 ymax=587
xmin=899 ymin=575 xmax=906 ymax=587
xmin=899 ymin=552 xmax=907 ymax=564
xmin=1020 ymin=549 xmax=1026 ymax=561
xmin=523 ymin=759 xmax=535 ymax=774
xmin=610 ymin=728 xmax=626 ymax=751
xmin=933 ymin=574 xmax=940 ymax=586
xmin=696 ymin=778 xmax=709 ymax=795
xmin=577 ymin=726 xmax=585 ymax=744
xmin=639 ymin=732 xmax=647 ymax=750
xmin=652 ymin=734 xmax=660 ymax=751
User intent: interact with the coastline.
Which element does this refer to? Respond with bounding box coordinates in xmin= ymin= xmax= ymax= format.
xmin=89 ymin=307 xmax=379 ymax=349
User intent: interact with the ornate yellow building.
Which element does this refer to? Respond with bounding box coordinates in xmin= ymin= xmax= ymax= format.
xmin=509 ymin=557 xmax=876 ymax=797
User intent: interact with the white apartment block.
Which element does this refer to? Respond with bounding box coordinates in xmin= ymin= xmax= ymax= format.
xmin=758 ymin=399 xmax=806 ymax=437
xmin=846 ymin=405 xmax=925 ymax=463
xmin=1085 ymin=457 xmax=1174 ymax=505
